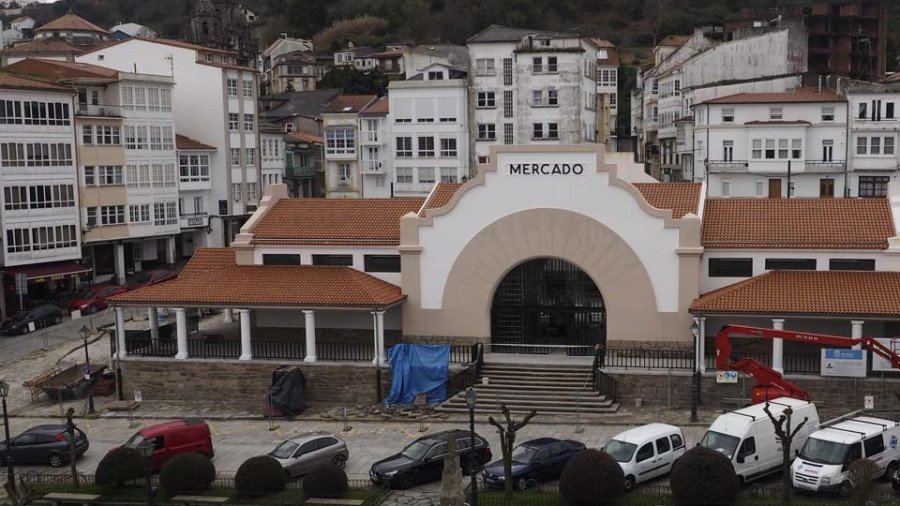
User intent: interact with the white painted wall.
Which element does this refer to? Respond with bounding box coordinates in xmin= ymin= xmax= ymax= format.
xmin=252 ymin=245 xmax=402 ymax=285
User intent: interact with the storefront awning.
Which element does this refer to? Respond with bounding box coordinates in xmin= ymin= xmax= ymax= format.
xmin=4 ymin=262 xmax=92 ymax=284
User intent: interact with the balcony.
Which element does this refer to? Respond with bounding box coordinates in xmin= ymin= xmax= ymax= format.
xmin=334 ymin=178 xmax=354 ymax=191
xmin=707 ymin=160 xmax=749 ymax=173
xmin=805 ymin=160 xmax=846 ymax=173
xmin=360 ymin=131 xmax=380 ymax=144
xmin=76 ymin=103 xmax=122 ymax=118
xmin=361 ymin=159 xmax=383 ymax=173
xmin=285 ymin=161 xmax=316 ymax=179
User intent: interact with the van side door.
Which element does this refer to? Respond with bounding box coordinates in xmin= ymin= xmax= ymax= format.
xmin=633 ymin=443 xmax=657 ymax=483
xmin=863 ymin=435 xmax=886 ymax=469
xmin=654 ymin=436 xmax=673 ymax=478
xmin=735 ymin=437 xmax=759 ymax=479
xmin=670 ymin=432 xmax=686 ymax=460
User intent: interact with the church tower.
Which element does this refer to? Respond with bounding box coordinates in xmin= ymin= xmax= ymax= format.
xmin=187 ymin=0 xmax=257 ymax=65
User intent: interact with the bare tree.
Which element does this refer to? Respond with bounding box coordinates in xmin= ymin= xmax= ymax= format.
xmin=487 ymin=405 xmax=537 ymax=499
xmin=848 ymin=458 xmax=881 ymax=505
xmin=65 ymin=408 xmax=79 ymax=488
xmin=763 ymin=403 xmax=807 ymax=506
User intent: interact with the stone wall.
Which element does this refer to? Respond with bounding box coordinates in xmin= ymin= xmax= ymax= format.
xmin=120 ymin=358 xmax=391 ymax=408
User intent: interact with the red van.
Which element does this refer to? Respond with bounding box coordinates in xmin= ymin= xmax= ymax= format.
xmin=121 ymin=419 xmax=214 ymax=471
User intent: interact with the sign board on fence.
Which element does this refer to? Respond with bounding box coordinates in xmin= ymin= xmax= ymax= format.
xmin=27 ymin=321 xmax=35 ymax=333
xmin=14 ymin=273 xmax=27 ymax=294
xmin=865 ymin=395 xmax=874 ymax=410
xmin=821 ymin=349 xmax=866 ymax=378
xmin=134 ymin=390 xmax=142 ymax=403
xmin=716 ymin=370 xmax=738 ymax=384
xmin=872 ymin=338 xmax=900 ymax=372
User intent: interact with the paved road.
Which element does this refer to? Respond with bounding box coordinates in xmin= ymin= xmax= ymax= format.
xmin=0 ymin=308 xmax=115 ymax=366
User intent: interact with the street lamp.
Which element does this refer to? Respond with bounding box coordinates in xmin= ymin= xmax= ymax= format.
xmin=0 ymin=380 xmax=15 ymax=496
xmin=79 ymin=325 xmax=95 ymax=415
xmin=137 ymin=439 xmax=155 ymax=506
xmin=465 ymin=387 xmax=478 ymax=506
xmin=690 ymin=319 xmax=701 ymax=423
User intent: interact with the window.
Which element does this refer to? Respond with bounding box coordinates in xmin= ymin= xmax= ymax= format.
xmin=325 ymin=128 xmax=355 ymax=155
xmin=765 ymin=258 xmax=816 ymax=270
xmin=227 ymin=78 xmax=238 ymax=97
xmin=418 ymin=167 xmax=435 ymax=184
xmin=231 ymin=148 xmax=241 ymax=166
xmin=503 ymin=123 xmax=514 ymax=145
xmin=723 ymin=140 xmax=734 ymax=162
xmin=670 ymin=434 xmax=684 ymax=450
xmin=243 ymin=79 xmax=253 ymax=98
xmin=148 ymin=88 xmax=160 ymax=111
xmin=888 ymin=103 xmax=896 ymax=119
xmin=0 ymin=100 xmax=23 ymax=125
xmin=532 ymin=57 xmax=543 ymax=73
xmin=887 ymin=137 xmax=897 ymax=155
xmin=179 ymin=154 xmax=210 ymax=182
xmin=3 ymin=186 xmax=26 ymax=210
xmin=263 ymin=254 xmax=302 ymax=265
xmin=778 ymin=139 xmax=789 ymax=159
xmin=440 ymin=138 xmax=457 ymax=157
xmin=1 ymin=142 xmax=71 ymax=167
xmin=312 ymin=254 xmax=353 ymax=266
xmin=337 ymin=164 xmax=351 ymax=187
xmin=427 ymin=71 xmax=443 ymax=80
xmin=503 ymin=90 xmax=513 ymax=118
xmin=440 ymin=167 xmax=457 ymax=183
xmin=858 ymin=136 xmax=868 ymax=155
xmin=709 ymin=258 xmax=753 ymax=277
xmin=29 ymin=185 xmax=74 ymax=208
xmin=437 ymin=98 xmax=457 ymax=122
xmin=503 ymin=58 xmax=513 ymax=86
xmin=82 ymin=125 xmax=93 ymax=145
xmin=635 ymin=443 xmax=654 ymax=463
xmin=135 ymin=126 xmax=147 ymax=149
xmin=228 ymin=113 xmax=239 ymax=131
xmin=129 ymin=204 xmax=150 ymax=223
xmin=533 ymin=123 xmax=543 ymax=139
xmin=547 ymin=57 xmax=558 ymax=72
xmin=532 ymin=90 xmax=543 ymax=107
xmin=739 ymin=437 xmax=756 ymax=458
xmin=244 ymin=113 xmax=255 ymax=131
xmin=864 ymin=436 xmax=885 ymax=457
xmin=822 ymin=107 xmax=835 ymax=122
xmin=752 ymin=139 xmax=762 ymax=159
xmin=830 ymin=259 xmax=876 ymax=271
xmin=245 ymin=147 xmax=256 ymax=165
xmin=872 ymin=137 xmax=882 ymax=155
xmin=721 ymin=179 xmax=730 ymax=197
xmin=396 ymin=137 xmax=412 ymax=158
xmin=548 ymin=122 xmax=558 ymax=139
xmin=769 ymin=107 xmax=783 ymax=120
xmin=822 ymin=139 xmax=834 ymax=162
xmin=83 ymin=166 xmax=96 ymax=186
xmin=30 ymin=225 xmax=76 ymax=250
xmin=160 ymin=89 xmax=172 ymax=112
xmin=133 ymin=87 xmax=146 ymax=110
xmin=247 ymin=183 xmax=258 ymax=202
xmin=96 ymin=125 xmax=120 ymax=145
xmin=722 ymin=108 xmax=734 ymax=123
xmin=6 ymin=228 xmax=29 ymax=252
xmin=765 ymin=139 xmax=776 ymax=159
xmin=232 ymin=183 xmax=242 ymax=201
xmin=475 ymin=58 xmax=495 ymax=76
xmin=149 ymin=126 xmax=162 ymax=150
xmin=791 ymin=139 xmax=802 ymax=159
xmin=859 ymin=102 xmax=868 ymax=119
xmin=655 ymin=437 xmax=671 ymax=455
xmin=477 ymin=124 xmax=495 ymax=141
xmin=100 ymin=205 xmax=125 ymax=225
xmin=548 ymin=89 xmax=558 ymax=106
xmin=477 ymin=92 xmax=495 ymax=108
xmin=417 ymin=137 xmax=435 ymax=157
xmin=98 ymin=166 xmax=123 ymax=185
xmin=396 ymin=167 xmax=413 ymax=184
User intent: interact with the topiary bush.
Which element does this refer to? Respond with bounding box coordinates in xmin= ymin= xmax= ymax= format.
xmin=159 ymin=453 xmax=216 ymax=497
xmin=559 ymin=448 xmax=624 ymax=506
xmin=670 ymin=446 xmax=740 ymax=506
xmin=235 ymin=455 xmax=286 ymax=497
xmin=95 ymin=447 xmax=146 ymax=488
xmin=303 ymin=464 xmax=349 ymax=499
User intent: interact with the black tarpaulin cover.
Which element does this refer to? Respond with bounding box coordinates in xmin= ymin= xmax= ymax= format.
xmin=266 ymin=366 xmax=307 ymax=417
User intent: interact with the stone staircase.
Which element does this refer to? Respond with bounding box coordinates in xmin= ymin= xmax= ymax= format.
xmin=438 ymin=362 xmax=619 ymax=416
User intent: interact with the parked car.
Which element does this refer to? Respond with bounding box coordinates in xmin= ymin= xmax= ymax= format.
xmin=370 ymin=429 xmax=492 ymax=489
xmin=69 ymin=285 xmax=126 ymax=314
xmin=0 ymin=304 xmax=63 ymax=335
xmin=604 ymin=423 xmax=686 ymax=491
xmin=118 ymin=418 xmax=213 ymax=471
xmin=125 ymin=270 xmax=177 ymax=291
xmin=482 ymin=438 xmax=585 ymax=491
xmin=0 ymin=424 xmax=88 ymax=467
xmin=269 ymin=432 xmax=349 ymax=479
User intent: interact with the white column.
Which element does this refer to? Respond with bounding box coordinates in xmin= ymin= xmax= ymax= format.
xmin=114 ymin=243 xmax=127 ymax=285
xmin=371 ymin=311 xmax=379 ymax=365
xmin=175 ymin=308 xmax=188 ymax=359
xmin=148 ymin=307 xmax=159 ymax=342
xmin=852 ymin=320 xmax=865 ymax=350
xmin=115 ymin=307 xmax=126 ymax=358
xmin=239 ymin=309 xmax=252 ymax=360
xmin=376 ymin=310 xmax=386 ymax=366
xmin=303 ymin=310 xmax=316 ymax=362
xmin=165 ymin=236 xmax=177 ymax=264
xmin=772 ymin=318 xmax=785 ymax=375
xmin=223 ymin=308 xmax=234 ymax=322
xmin=699 ymin=317 xmax=707 ymax=373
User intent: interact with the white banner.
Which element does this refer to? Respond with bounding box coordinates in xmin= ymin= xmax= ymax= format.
xmin=821 ymin=349 xmax=866 ymax=378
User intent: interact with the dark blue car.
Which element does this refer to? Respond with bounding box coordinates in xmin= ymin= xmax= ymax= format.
xmin=482 ymin=438 xmax=586 ymax=490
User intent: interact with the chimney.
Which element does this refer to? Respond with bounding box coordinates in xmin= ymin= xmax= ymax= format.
xmin=818 ymin=75 xmax=823 ymax=94
xmin=280 ymin=32 xmax=287 ymax=39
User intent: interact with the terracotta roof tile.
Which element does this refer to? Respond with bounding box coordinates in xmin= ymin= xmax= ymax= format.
xmin=36 ymin=13 xmax=108 ymax=34
xmin=703 ymin=88 xmax=845 ymax=104
xmin=136 ymin=37 xmax=239 ymax=56
xmin=702 ymin=198 xmax=895 ymax=250
xmin=323 ymin=94 xmax=377 ymax=114
xmin=691 ymin=271 xmax=900 ymax=316
xmin=196 ymin=60 xmax=257 ymax=72
xmin=110 ymin=248 xmax=403 ymax=308
xmin=659 ymin=35 xmax=691 ymax=47
xmin=286 ymin=132 xmax=324 ymax=144
xmin=6 ymin=58 xmax=118 ymax=81
xmin=361 ymin=96 xmax=389 ymax=115
xmin=633 ymin=183 xmax=702 ymax=219
xmin=0 ymin=39 xmax=88 ymax=55
xmin=420 ymin=182 xmax=463 ymax=216
xmin=250 ymin=198 xmax=425 ymax=246
xmin=176 ymin=134 xmax=216 ymax=151
xmin=0 ymin=72 xmax=72 ymax=92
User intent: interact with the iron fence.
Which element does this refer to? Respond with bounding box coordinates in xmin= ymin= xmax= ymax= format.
xmin=446 ymin=343 xmax=484 ymax=397
xmin=703 ymin=352 xmax=821 ymax=375
xmin=603 ymin=348 xmax=695 ymax=370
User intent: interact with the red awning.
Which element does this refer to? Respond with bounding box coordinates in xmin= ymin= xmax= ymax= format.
xmin=4 ymin=262 xmax=92 ymax=284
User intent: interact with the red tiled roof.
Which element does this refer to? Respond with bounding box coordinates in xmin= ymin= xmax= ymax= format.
xmin=0 ymin=39 xmax=89 ymax=56
xmin=0 ymin=72 xmax=72 ymax=92
xmin=6 ymin=58 xmax=118 ymax=81
xmin=701 ymin=198 xmax=895 ymax=250
xmin=703 ymin=88 xmax=845 ymax=104
xmin=691 ymin=271 xmax=900 ymax=316
xmin=373 ymin=51 xmax=403 ymax=58
xmin=36 ymin=13 xmax=108 ymax=34
xmin=361 ymin=96 xmax=389 ymax=115
xmin=136 ymin=37 xmax=239 ymax=56
xmin=323 ymin=94 xmax=377 ymax=114
xmin=196 ymin=60 xmax=257 ymax=72
xmin=633 ymin=183 xmax=702 ymax=219
xmin=659 ymin=35 xmax=691 ymax=47
xmin=176 ymin=134 xmax=216 ymax=151
xmin=420 ymin=183 xmax=463 ymax=216
xmin=110 ymin=248 xmax=404 ymax=308
xmin=287 ymin=132 xmax=324 ymax=144
xmin=250 ymin=198 xmax=425 ymax=246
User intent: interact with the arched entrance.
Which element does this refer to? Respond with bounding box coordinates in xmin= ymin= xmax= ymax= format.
xmin=491 ymin=258 xmax=606 ymax=355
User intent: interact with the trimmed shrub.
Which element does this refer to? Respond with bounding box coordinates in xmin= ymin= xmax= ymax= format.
xmin=670 ymin=446 xmax=740 ymax=506
xmin=303 ymin=464 xmax=349 ymax=499
xmin=159 ymin=453 xmax=216 ymax=497
xmin=235 ymin=455 xmax=286 ymax=497
xmin=95 ymin=447 xmax=146 ymax=488
xmin=559 ymin=449 xmax=624 ymax=506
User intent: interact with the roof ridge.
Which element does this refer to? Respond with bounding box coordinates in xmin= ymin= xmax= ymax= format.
xmin=692 ymin=271 xmax=777 ymax=310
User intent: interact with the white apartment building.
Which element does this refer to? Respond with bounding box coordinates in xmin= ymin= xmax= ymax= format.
xmin=321 ymin=94 xmax=377 ymax=198
xmin=594 ymin=39 xmax=619 ymax=148
xmin=844 ymin=82 xmax=900 ymax=198
xmin=358 ymin=96 xmax=391 ymax=197
xmin=694 ymin=88 xmax=849 ymax=198
xmin=175 ymin=134 xmax=217 ymax=258
xmin=467 ymin=25 xmax=599 ymax=166
xmin=0 ymin=75 xmax=81 ymax=315
xmin=260 ymin=120 xmax=285 ymax=187
xmin=389 ymin=64 xmax=468 ymax=197
xmin=76 ymin=37 xmax=262 ymax=248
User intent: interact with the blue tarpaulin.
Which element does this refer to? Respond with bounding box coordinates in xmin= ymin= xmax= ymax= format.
xmin=382 ymin=343 xmax=450 ymax=405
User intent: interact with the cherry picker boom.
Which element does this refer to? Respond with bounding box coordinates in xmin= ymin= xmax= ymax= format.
xmin=715 ymin=325 xmax=900 ymax=403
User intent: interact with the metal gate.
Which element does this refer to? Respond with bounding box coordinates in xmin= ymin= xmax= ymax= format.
xmin=491 ymin=258 xmax=605 ymax=355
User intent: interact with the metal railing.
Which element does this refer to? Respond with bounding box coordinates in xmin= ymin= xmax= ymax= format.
xmin=705 ymin=352 xmax=821 ymax=375
xmin=603 ymin=347 xmax=695 ymax=370
xmin=446 ymin=343 xmax=484 ymax=397
xmin=75 ymin=103 xmax=122 ymax=118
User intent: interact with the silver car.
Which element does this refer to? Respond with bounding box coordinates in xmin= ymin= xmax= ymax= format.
xmin=269 ymin=432 xmax=349 ymax=478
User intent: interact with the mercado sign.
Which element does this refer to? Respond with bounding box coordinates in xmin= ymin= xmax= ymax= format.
xmin=508 ymin=163 xmax=586 ymax=176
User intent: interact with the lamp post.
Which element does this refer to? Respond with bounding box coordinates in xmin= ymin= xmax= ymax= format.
xmin=80 ymin=325 xmax=95 ymax=415
xmin=690 ymin=319 xmax=701 ymax=423
xmin=465 ymin=387 xmax=478 ymax=506
xmin=1 ymin=380 xmax=15 ymax=496
xmin=138 ymin=439 xmax=155 ymax=506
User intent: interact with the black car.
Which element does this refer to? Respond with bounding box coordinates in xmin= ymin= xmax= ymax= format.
xmin=369 ymin=429 xmax=492 ymax=489
xmin=0 ymin=304 xmax=63 ymax=335
xmin=482 ymin=438 xmax=586 ymax=490
xmin=0 ymin=425 xmax=89 ymax=467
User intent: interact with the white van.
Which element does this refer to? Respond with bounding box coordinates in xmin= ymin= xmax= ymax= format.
xmin=792 ymin=416 xmax=900 ymax=496
xmin=603 ymin=423 xmax=687 ymax=491
xmin=700 ymin=397 xmax=820 ymax=484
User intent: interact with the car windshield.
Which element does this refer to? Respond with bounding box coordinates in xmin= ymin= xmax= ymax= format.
xmin=270 ymin=441 xmax=299 ymax=459
xmin=799 ymin=438 xmax=850 ymax=465
xmin=604 ymin=439 xmax=638 ymax=463
xmin=700 ymin=430 xmax=741 ymax=460
xmin=133 ymin=272 xmax=150 ymax=283
xmin=401 ymin=440 xmax=433 ymax=460
xmin=511 ymin=445 xmax=538 ymax=464
xmin=78 ymin=290 xmax=97 ymax=299
xmin=123 ymin=432 xmax=146 ymax=448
